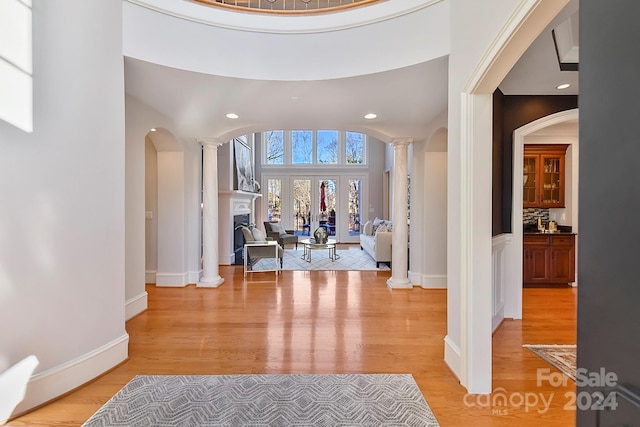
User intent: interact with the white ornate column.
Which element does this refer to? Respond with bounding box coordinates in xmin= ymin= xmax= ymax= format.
xmin=198 ymin=139 xmax=224 ymax=288
xmin=387 ymin=138 xmax=412 ymax=289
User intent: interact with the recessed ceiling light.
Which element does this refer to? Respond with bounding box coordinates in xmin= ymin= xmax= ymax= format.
xmin=226 ymin=113 xmax=239 ymax=119
xmin=150 ymin=128 xmax=156 ymax=132
xmin=364 ymin=113 xmax=377 ymax=120
xmin=556 ymin=83 xmax=571 ymax=90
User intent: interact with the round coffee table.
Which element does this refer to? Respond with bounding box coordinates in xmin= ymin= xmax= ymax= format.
xmin=300 ymin=238 xmax=339 ymax=262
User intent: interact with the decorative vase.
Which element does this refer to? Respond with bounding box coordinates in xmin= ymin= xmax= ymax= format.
xmin=313 ymin=226 xmax=328 ymax=244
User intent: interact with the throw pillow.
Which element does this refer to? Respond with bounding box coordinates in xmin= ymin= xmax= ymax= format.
xmin=241 ymin=227 xmax=254 ymax=243
xmin=252 ymin=227 xmax=267 ymax=242
xmin=362 ymin=220 xmax=373 ymax=236
xmin=376 ymin=224 xmax=388 ymax=233
xmin=373 ymin=217 xmax=383 ymax=226
xmin=384 ymin=220 xmax=393 ymax=231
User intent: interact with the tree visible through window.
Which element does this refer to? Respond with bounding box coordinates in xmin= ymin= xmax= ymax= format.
xmin=346 ymin=131 xmax=364 ymax=164
xmin=267 ymin=179 xmax=282 ymax=222
xmin=265 ymin=130 xmax=284 ymax=164
xmin=292 ymin=130 xmax=313 ymax=164
xmin=262 ymin=130 xmax=366 ymax=165
xmin=317 ymin=130 xmax=338 ymax=164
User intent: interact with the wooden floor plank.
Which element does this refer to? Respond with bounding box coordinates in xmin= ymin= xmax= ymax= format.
xmin=8 ymin=267 xmax=576 ymax=426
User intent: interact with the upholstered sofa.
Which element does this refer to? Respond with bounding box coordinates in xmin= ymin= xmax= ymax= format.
xmin=359 ymin=219 xmax=392 ymax=268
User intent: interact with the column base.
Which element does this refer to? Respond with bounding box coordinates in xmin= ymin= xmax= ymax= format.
xmin=386 ymin=277 xmax=412 ymax=289
xmin=197 ymin=276 xmax=225 ymax=288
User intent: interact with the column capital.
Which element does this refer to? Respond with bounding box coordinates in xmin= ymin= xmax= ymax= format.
xmin=391 ymin=138 xmax=414 ymax=148
xmin=197 ymin=137 xmax=224 ymax=149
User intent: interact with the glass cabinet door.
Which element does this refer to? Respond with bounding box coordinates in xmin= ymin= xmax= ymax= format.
xmin=541 ymin=154 xmax=564 ymax=206
xmin=523 ymin=155 xmax=538 ymax=206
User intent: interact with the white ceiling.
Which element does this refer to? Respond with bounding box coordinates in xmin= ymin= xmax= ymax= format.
xmin=125 ymin=55 xmax=449 ymax=142
xmin=499 ymin=0 xmax=579 ymax=95
xmin=124 ymin=0 xmax=578 ymax=141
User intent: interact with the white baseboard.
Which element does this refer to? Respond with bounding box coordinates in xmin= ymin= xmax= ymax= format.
xmin=125 ymin=291 xmax=148 ymax=321
xmin=155 ymin=272 xmax=189 ymax=287
xmin=145 ymin=270 xmax=156 ymax=284
xmin=408 ymin=271 xmax=421 ymax=285
xmin=219 ymin=253 xmax=234 ymax=266
xmin=421 ymin=274 xmax=447 ymax=289
xmin=13 ymin=334 xmax=129 ymax=418
xmin=188 ymin=270 xmax=202 ymax=284
xmin=147 ymin=271 xmax=202 ymax=286
xmin=444 ymin=335 xmax=462 ymax=381
xmin=386 ymin=277 xmax=413 ymax=289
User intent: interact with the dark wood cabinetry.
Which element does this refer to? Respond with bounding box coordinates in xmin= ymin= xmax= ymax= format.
xmin=523 ymin=144 xmax=568 ymax=208
xmin=523 ymin=234 xmax=575 ymax=285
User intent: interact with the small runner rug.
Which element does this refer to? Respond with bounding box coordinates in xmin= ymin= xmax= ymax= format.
xmin=82 ymin=374 xmax=439 ymax=426
xmin=523 ymin=344 xmax=577 ymax=381
xmin=251 ymin=247 xmax=390 ymax=272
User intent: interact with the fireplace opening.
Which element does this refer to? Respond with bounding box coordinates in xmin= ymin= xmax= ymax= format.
xmin=233 ymin=214 xmax=250 ymax=265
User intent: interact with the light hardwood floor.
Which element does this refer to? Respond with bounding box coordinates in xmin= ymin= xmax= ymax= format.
xmin=8 ymin=266 xmax=577 ymax=426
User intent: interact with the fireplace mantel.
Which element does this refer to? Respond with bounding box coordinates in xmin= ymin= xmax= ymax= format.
xmin=219 ymin=190 xmax=262 ymax=218
xmin=218 ymin=191 xmax=262 ymax=264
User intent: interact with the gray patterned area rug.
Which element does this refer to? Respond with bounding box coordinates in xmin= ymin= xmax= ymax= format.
xmin=251 ymin=248 xmax=390 ymax=272
xmin=524 ymin=344 xmax=577 ymax=381
xmin=83 ymin=374 xmax=439 ymax=426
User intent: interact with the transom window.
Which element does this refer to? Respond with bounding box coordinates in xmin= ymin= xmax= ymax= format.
xmin=263 ymin=130 xmax=366 ymax=166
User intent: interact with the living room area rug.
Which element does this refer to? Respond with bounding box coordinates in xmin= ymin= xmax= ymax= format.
xmin=82 ymin=374 xmax=439 ymax=426
xmin=251 ymin=247 xmax=391 ymax=272
xmin=523 ymin=344 xmax=577 ymax=381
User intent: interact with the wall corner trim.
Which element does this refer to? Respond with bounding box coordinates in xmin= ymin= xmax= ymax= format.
xmin=444 ymin=335 xmax=462 ymax=381
xmin=126 ymin=291 xmax=148 ymax=321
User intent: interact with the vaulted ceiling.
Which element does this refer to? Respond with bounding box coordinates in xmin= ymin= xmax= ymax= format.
xmin=124 ymin=0 xmax=578 ymax=141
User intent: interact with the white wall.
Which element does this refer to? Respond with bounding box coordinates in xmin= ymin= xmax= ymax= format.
xmin=145 ymin=138 xmax=158 ymax=279
xmin=123 ymin=0 xmax=449 ymax=82
xmin=128 ymin=97 xmax=203 ymax=288
xmin=0 ymin=0 xmax=127 ymax=415
xmin=447 ymin=0 xmax=569 ymax=392
xmin=422 ymin=133 xmax=448 ymax=287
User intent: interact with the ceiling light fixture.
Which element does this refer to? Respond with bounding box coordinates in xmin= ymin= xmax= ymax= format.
xmin=556 ymin=83 xmax=571 ymax=90
xmin=364 ymin=113 xmax=377 ymax=120
xmin=226 ymin=113 xmax=239 ymax=119
xmin=150 ymin=128 xmax=156 ymax=132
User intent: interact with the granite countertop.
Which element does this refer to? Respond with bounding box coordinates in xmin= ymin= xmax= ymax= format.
xmin=523 ymin=231 xmax=577 ymax=235
xmin=523 ymin=224 xmax=576 ymax=235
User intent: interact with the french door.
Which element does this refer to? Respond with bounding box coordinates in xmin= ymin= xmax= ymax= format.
xmin=292 ymin=177 xmax=338 ymax=238
xmin=263 ymin=175 xmax=365 ymax=243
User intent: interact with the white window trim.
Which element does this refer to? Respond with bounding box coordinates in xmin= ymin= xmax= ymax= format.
xmin=262 ymin=130 xmax=367 ymax=167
